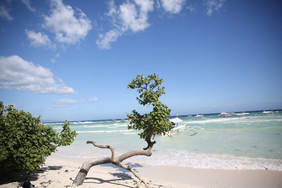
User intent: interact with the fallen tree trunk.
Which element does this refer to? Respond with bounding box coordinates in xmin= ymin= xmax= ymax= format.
xmin=72 ymin=141 xmax=154 ymax=187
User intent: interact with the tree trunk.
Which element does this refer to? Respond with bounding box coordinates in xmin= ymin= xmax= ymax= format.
xmin=72 ymin=141 xmax=154 ymax=187
xmin=73 ymin=157 xmax=111 ymax=186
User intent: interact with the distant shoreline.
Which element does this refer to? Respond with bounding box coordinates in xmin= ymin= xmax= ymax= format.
xmin=42 ymin=109 xmax=282 ymax=123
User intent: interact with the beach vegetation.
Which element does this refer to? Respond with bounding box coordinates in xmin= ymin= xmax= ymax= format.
xmin=127 ymin=73 xmax=172 ymax=149
xmin=73 ymin=74 xmax=172 ymax=187
xmin=0 ymin=101 xmax=77 ymax=174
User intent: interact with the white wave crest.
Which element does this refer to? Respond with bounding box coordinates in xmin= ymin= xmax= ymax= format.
xmin=72 ymin=121 xmax=94 ymax=125
xmin=131 ymin=151 xmax=282 ymax=171
xmin=77 ymin=130 xmax=133 ymax=134
xmin=184 ymin=117 xmax=282 ymax=125
xmin=82 ymin=125 xmax=110 ymax=128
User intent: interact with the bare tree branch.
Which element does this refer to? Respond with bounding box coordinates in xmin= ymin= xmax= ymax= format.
xmin=115 ymin=162 xmax=150 ymax=188
xmin=117 ymin=148 xmax=153 ymax=163
xmin=73 ymin=141 xmax=153 ymax=187
xmin=87 ymin=141 xmax=115 ymax=161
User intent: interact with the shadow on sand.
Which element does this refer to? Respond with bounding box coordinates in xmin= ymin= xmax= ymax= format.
xmin=0 ymin=166 xmax=62 ymax=186
xmin=82 ymin=162 xmax=144 ymax=188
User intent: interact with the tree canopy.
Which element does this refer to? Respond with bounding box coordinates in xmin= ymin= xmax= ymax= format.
xmin=0 ymin=102 xmax=77 ymax=173
xmin=127 ymin=73 xmax=172 ymax=149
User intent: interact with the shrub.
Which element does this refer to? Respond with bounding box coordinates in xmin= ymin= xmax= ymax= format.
xmin=0 ymin=101 xmax=77 ymax=173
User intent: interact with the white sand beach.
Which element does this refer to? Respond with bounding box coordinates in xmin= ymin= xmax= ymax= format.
xmin=1 ymin=154 xmax=282 ymax=188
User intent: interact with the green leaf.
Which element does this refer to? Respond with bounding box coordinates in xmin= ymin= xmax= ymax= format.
xmin=127 ymin=74 xmax=172 ymax=142
xmin=0 ymin=102 xmax=77 ymax=173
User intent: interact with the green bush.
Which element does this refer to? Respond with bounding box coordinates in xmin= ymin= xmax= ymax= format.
xmin=0 ymin=101 xmax=77 ymax=173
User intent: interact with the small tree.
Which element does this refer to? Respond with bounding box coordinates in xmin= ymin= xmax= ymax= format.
xmin=73 ymin=74 xmax=172 ymax=187
xmin=0 ymin=102 xmax=77 ymax=174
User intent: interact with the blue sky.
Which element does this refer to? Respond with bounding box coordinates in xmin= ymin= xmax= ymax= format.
xmin=0 ymin=0 xmax=282 ymax=122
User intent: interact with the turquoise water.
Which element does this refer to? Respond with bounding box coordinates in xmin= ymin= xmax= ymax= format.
xmin=45 ymin=111 xmax=282 ymax=170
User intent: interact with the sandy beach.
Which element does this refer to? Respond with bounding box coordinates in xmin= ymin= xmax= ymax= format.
xmin=1 ymin=154 xmax=282 ymax=188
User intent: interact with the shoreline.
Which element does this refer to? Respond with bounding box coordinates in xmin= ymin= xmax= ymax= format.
xmin=52 ymin=145 xmax=282 ymax=171
xmin=1 ymin=155 xmax=282 ymax=188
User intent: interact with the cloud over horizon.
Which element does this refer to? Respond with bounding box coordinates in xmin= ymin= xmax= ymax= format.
xmin=0 ymin=55 xmax=75 ymax=95
xmin=52 ymin=98 xmax=76 ymax=108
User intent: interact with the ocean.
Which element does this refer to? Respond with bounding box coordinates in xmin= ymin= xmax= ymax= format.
xmin=45 ymin=110 xmax=282 ymax=171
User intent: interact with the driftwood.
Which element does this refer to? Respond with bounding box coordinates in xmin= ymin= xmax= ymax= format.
xmin=72 ymin=140 xmax=155 ymax=187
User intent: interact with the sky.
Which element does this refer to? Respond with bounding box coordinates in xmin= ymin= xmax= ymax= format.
xmin=0 ymin=0 xmax=282 ymax=122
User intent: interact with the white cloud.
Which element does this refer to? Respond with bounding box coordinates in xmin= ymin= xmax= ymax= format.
xmin=51 ymin=53 xmax=60 ymax=63
xmin=120 ymin=0 xmax=153 ymax=32
xmin=0 ymin=5 xmax=13 ymax=21
xmin=80 ymin=97 xmax=98 ymax=103
xmin=96 ymin=29 xmax=121 ymax=49
xmin=0 ymin=55 xmax=75 ymax=94
xmin=186 ymin=4 xmax=196 ymax=13
xmin=89 ymin=97 xmax=98 ymax=102
xmin=96 ymin=0 xmax=154 ymax=49
xmin=43 ymin=0 xmax=92 ymax=45
xmin=205 ymin=0 xmax=225 ymax=16
xmin=25 ymin=30 xmax=51 ymax=47
xmin=160 ymin=0 xmax=186 ymax=14
xmin=52 ymin=98 xmax=76 ymax=108
xmin=21 ymin=0 xmax=36 ymax=12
